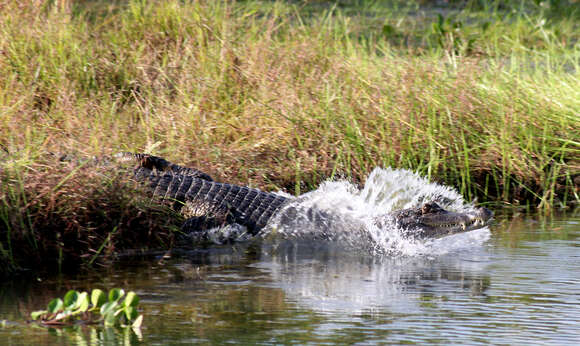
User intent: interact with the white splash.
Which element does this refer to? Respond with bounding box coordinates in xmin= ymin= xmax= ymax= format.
xmin=263 ymin=167 xmax=490 ymax=256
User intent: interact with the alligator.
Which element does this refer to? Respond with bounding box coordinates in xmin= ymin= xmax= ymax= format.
xmin=116 ymin=153 xmax=493 ymax=240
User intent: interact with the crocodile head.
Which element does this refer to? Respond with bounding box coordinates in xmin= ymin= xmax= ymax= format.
xmin=385 ymin=201 xmax=493 ymax=239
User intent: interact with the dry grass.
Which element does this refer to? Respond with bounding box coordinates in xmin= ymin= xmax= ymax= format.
xmin=0 ymin=158 xmax=179 ymax=274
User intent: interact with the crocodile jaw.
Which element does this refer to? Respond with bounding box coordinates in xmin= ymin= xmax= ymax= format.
xmin=415 ymin=208 xmax=493 ymax=238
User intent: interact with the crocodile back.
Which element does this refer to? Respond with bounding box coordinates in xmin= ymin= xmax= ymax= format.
xmin=136 ymin=167 xmax=289 ymax=234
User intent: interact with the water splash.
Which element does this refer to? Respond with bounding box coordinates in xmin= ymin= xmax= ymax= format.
xmin=263 ymin=167 xmax=490 ymax=256
xmin=360 ymin=167 xmax=476 ymax=213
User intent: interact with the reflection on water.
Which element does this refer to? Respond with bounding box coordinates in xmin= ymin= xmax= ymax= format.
xmin=1 ymin=213 xmax=579 ymax=344
xmin=255 ymin=244 xmax=491 ymax=316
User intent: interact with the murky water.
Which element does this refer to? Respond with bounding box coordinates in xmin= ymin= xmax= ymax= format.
xmin=1 ymin=169 xmax=579 ymax=344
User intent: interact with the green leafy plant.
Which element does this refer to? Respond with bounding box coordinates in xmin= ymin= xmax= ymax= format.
xmin=30 ymin=288 xmax=143 ymax=329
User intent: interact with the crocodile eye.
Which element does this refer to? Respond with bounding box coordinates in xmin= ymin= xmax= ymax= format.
xmin=140 ymin=157 xmax=153 ymax=170
xmin=421 ymin=202 xmax=441 ymax=214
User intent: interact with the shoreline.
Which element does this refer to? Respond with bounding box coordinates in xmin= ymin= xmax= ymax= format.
xmin=0 ymin=155 xmax=577 ymax=276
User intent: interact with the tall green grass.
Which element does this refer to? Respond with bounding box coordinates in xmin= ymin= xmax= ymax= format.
xmin=0 ymin=0 xmax=578 ymax=272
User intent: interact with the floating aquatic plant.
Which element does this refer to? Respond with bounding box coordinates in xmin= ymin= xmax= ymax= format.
xmin=30 ymin=288 xmax=143 ymax=329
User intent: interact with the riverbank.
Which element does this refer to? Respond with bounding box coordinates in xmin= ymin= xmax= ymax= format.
xmin=1 ymin=0 xmax=578 ymax=274
xmin=0 ymin=158 xmax=181 ymax=274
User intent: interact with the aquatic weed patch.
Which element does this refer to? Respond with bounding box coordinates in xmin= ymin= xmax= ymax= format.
xmin=30 ymin=288 xmax=143 ymax=328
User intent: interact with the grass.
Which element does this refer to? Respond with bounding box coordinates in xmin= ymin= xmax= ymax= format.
xmin=0 ymin=158 xmax=181 ymax=274
xmin=0 ymin=0 xmax=578 ymax=273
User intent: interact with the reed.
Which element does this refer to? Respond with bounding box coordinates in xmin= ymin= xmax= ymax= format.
xmin=0 ymin=0 xmax=578 ymax=273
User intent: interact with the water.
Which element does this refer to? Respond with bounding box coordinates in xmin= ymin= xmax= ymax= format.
xmin=1 ymin=168 xmax=579 ymax=345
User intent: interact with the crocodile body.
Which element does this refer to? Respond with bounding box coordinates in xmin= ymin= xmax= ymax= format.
xmin=118 ymin=153 xmax=493 ymax=239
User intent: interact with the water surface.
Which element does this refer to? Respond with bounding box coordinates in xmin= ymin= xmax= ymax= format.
xmin=1 ymin=212 xmax=579 ymax=345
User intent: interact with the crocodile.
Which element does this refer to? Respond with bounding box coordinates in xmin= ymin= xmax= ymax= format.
xmin=117 ymin=153 xmax=493 ymax=240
